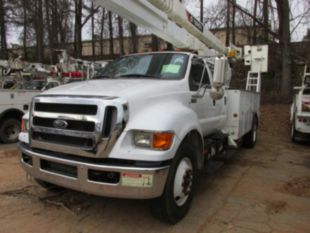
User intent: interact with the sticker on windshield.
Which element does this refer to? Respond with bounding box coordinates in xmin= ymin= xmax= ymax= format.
xmin=161 ymin=64 xmax=181 ymax=74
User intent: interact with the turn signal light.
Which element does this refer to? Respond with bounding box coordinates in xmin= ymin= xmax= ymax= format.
xmin=152 ymin=132 xmax=174 ymax=150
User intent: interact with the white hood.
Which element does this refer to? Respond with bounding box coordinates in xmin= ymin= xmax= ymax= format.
xmin=42 ymin=79 xmax=186 ymax=100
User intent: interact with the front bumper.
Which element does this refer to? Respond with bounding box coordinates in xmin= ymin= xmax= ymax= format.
xmin=19 ymin=143 xmax=170 ymax=199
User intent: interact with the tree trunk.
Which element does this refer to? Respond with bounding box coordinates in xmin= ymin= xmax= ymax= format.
xmin=263 ymin=0 xmax=269 ymax=42
xmin=35 ymin=0 xmax=44 ymax=62
xmin=51 ymin=0 xmax=59 ymax=47
xmin=151 ymin=34 xmax=159 ymax=51
xmin=232 ymin=0 xmax=236 ymax=44
xmin=0 ymin=0 xmax=8 ymax=59
xmin=225 ymin=0 xmax=230 ymax=46
xmin=100 ymin=8 xmax=105 ymax=58
xmin=252 ymin=0 xmax=258 ymax=44
xmin=23 ymin=0 xmax=28 ymax=60
xmin=45 ymin=0 xmax=53 ymax=63
xmin=130 ymin=22 xmax=138 ymax=53
xmin=108 ymin=11 xmax=114 ymax=56
xmin=74 ymin=0 xmax=83 ymax=58
xmin=91 ymin=2 xmax=95 ymax=60
xmin=118 ymin=16 xmax=124 ymax=55
xmin=275 ymin=0 xmax=292 ymax=103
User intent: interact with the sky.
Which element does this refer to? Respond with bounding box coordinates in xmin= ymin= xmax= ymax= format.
xmin=6 ymin=0 xmax=309 ymax=46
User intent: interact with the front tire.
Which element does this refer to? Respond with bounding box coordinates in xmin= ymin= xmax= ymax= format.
xmin=151 ymin=142 xmax=197 ymax=224
xmin=0 ymin=119 xmax=21 ymax=144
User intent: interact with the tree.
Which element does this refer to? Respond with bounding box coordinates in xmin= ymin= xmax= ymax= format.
xmin=0 ymin=0 xmax=8 ymax=59
xmin=263 ymin=0 xmax=269 ymax=42
xmin=91 ymin=2 xmax=95 ymax=59
xmin=151 ymin=34 xmax=159 ymax=51
xmin=129 ymin=22 xmax=137 ymax=53
xmin=108 ymin=11 xmax=114 ymax=56
xmin=34 ymin=0 xmax=44 ymax=62
xmin=275 ymin=0 xmax=292 ymax=103
xmin=118 ymin=16 xmax=124 ymax=55
xmin=23 ymin=0 xmax=28 ymax=59
xmin=99 ymin=7 xmax=106 ymax=58
xmin=74 ymin=0 xmax=83 ymax=58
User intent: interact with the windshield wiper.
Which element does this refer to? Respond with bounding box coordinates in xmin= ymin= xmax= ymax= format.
xmin=93 ymin=75 xmax=115 ymax=80
xmin=117 ymin=74 xmax=160 ymax=79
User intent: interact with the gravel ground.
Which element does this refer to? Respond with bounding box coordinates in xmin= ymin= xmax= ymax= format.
xmin=0 ymin=104 xmax=309 ymax=233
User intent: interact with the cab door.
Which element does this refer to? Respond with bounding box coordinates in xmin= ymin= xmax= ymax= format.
xmin=188 ymin=57 xmax=224 ymax=135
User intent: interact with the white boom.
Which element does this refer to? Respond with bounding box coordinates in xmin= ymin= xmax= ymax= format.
xmin=93 ymin=0 xmax=227 ymax=55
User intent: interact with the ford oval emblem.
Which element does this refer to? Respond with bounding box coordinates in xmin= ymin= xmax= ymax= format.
xmin=53 ymin=119 xmax=68 ymax=129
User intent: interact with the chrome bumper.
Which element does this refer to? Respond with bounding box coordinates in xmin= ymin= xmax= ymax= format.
xmin=19 ymin=144 xmax=169 ymax=199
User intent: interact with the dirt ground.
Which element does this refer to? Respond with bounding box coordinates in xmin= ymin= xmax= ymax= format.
xmin=0 ymin=104 xmax=309 ymax=233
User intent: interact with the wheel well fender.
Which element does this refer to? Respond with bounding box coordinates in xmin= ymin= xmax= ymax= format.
xmin=180 ymin=130 xmax=204 ymax=171
xmin=0 ymin=109 xmax=24 ymax=125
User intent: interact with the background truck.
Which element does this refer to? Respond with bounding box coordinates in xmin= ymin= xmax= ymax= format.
xmin=290 ymin=65 xmax=310 ymax=141
xmin=18 ymin=0 xmax=267 ymax=223
xmin=0 ymin=90 xmax=40 ymax=143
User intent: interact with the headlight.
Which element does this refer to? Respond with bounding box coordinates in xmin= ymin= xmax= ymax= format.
xmin=21 ymin=118 xmax=29 ymax=132
xmin=133 ymin=130 xmax=174 ymax=150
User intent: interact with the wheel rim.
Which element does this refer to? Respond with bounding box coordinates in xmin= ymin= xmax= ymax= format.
xmin=4 ymin=123 xmax=20 ymax=141
xmin=173 ymin=157 xmax=193 ymax=207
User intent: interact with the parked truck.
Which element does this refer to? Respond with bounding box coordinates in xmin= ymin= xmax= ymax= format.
xmin=0 ymin=90 xmax=40 ymax=143
xmin=291 ymin=65 xmax=310 ymax=141
xmin=18 ymin=0 xmax=266 ymax=223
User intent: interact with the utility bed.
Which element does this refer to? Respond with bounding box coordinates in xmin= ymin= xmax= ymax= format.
xmin=226 ymin=90 xmax=260 ymax=140
xmin=0 ymin=89 xmax=40 ymax=108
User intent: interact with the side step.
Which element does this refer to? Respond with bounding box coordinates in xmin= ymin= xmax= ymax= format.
xmin=203 ymin=132 xmax=237 ymax=162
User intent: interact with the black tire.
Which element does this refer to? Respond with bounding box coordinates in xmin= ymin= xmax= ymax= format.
xmin=243 ymin=116 xmax=258 ymax=148
xmin=0 ymin=119 xmax=21 ymax=144
xmin=35 ymin=179 xmax=64 ymax=192
xmin=151 ymin=142 xmax=198 ymax=224
xmin=291 ymin=117 xmax=298 ymax=142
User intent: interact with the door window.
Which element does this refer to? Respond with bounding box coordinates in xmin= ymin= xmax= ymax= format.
xmin=189 ymin=57 xmax=210 ymax=91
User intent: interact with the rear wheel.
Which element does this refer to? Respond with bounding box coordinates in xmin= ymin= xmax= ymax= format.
xmin=0 ymin=119 xmax=21 ymax=144
xmin=243 ymin=116 xmax=258 ymax=148
xmin=151 ymin=142 xmax=197 ymax=224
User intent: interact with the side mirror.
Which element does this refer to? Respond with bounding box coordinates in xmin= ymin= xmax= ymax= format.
xmin=210 ymin=57 xmax=227 ymax=100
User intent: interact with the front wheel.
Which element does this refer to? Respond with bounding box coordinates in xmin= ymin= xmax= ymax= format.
xmin=0 ymin=119 xmax=21 ymax=144
xmin=151 ymin=143 xmax=197 ymax=224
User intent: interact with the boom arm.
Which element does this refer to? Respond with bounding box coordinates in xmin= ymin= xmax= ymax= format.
xmin=93 ymin=0 xmax=227 ymax=55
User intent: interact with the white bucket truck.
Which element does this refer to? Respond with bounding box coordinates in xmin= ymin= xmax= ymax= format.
xmin=18 ymin=0 xmax=268 ymax=223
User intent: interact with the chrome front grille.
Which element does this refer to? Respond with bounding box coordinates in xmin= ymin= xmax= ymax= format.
xmin=33 ymin=117 xmax=96 ymax=132
xmin=30 ymin=96 xmax=125 ymax=158
xmin=34 ymin=102 xmax=98 ymax=115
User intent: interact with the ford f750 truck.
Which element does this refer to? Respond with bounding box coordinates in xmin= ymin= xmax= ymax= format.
xmin=19 ymin=52 xmax=260 ymax=223
xmin=18 ymin=0 xmax=264 ymax=224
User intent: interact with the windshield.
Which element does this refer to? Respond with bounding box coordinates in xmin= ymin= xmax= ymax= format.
xmin=96 ymin=53 xmax=189 ymax=80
